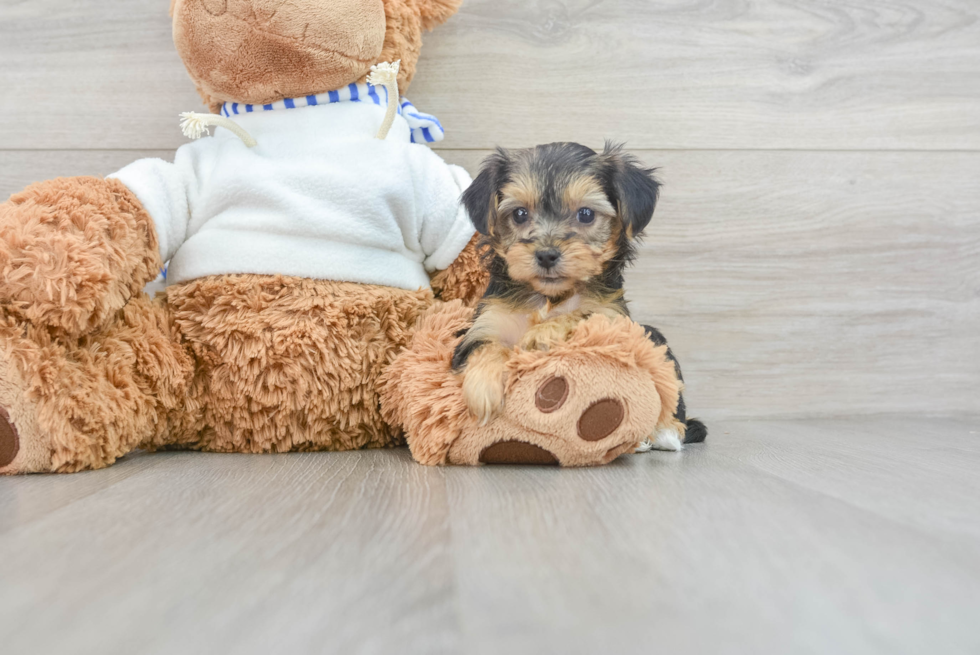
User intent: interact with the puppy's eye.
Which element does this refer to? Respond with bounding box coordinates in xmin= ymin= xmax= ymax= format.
xmin=577 ymin=207 xmax=595 ymax=224
xmin=513 ymin=208 xmax=530 ymax=225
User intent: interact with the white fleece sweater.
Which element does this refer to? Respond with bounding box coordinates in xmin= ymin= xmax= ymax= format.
xmin=109 ymin=96 xmax=474 ymax=291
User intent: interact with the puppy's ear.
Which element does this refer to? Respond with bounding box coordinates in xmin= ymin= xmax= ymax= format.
xmin=416 ymin=0 xmax=463 ymax=31
xmin=462 ymin=149 xmax=509 ymax=236
xmin=600 ymin=143 xmax=661 ymax=239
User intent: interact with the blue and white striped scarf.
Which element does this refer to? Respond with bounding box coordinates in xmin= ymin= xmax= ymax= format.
xmin=219 ymin=82 xmax=445 ymax=144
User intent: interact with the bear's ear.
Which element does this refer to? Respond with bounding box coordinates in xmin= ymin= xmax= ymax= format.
xmin=462 ymin=149 xmax=510 ymax=236
xmin=416 ymin=0 xmax=463 ymax=31
xmin=599 ymin=142 xmax=661 ymax=239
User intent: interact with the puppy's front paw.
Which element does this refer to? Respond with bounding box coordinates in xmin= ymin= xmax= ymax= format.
xmin=463 ymin=372 xmax=505 ymax=426
xmin=520 ymin=316 xmax=579 ymax=352
xmin=461 ymin=344 xmax=510 ymax=426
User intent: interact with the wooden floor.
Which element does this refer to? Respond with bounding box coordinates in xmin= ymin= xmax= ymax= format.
xmin=0 ymin=418 xmax=977 ymax=654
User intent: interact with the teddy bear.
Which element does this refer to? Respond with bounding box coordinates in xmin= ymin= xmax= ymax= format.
xmin=0 ymin=0 xmax=490 ymax=474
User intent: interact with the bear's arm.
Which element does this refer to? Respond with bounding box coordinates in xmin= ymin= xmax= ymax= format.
xmin=407 ymin=148 xmax=475 ymax=272
xmin=429 ymin=234 xmax=488 ymax=305
xmin=406 ymin=148 xmax=487 ymax=303
xmin=107 ymin=147 xmax=201 ymax=263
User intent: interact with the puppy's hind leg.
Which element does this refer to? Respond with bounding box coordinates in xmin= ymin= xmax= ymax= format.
xmin=636 ymin=324 xmax=707 ymax=452
xmin=638 ymin=426 xmax=685 ymax=452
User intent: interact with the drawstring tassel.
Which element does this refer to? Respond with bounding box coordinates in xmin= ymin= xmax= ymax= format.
xmin=179 ymin=112 xmax=257 ymax=147
xmin=366 ymin=60 xmax=401 ymax=140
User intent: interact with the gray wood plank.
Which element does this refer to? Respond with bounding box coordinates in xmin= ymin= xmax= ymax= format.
xmin=1 ymin=0 xmax=979 ymax=150
xmin=1 ymin=419 xmax=977 ymax=654
xmin=0 ymin=449 xmax=459 ymax=655
xmin=442 ymin=418 xmax=980 ymax=655
xmin=733 ymin=417 xmax=980 ymax=539
xmin=0 ymin=451 xmax=154 ymax=535
xmin=2 ymin=148 xmax=978 ymax=419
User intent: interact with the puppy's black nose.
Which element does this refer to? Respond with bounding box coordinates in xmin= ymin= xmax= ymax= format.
xmin=535 ymin=248 xmax=561 ymax=270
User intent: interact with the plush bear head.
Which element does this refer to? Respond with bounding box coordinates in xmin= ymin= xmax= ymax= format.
xmin=170 ymin=0 xmax=462 ymax=113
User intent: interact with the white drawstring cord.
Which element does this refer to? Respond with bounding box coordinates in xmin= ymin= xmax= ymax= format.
xmin=366 ymin=60 xmax=401 ymax=140
xmin=179 ymin=112 xmax=257 ymax=147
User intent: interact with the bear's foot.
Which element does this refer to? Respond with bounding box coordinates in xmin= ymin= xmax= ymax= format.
xmin=381 ymin=301 xmax=688 ymax=466
xmin=0 ymin=294 xmax=191 ymax=475
xmin=0 ymin=408 xmax=20 ymax=469
xmin=450 ymin=375 xmax=644 ymax=467
xmin=0 ymin=352 xmax=52 ymax=474
xmin=380 ymin=302 xmax=685 ymax=468
xmin=479 ymin=440 xmax=559 ymax=466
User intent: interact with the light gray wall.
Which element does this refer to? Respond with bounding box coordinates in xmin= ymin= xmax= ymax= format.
xmin=2 ymin=0 xmax=977 ymax=419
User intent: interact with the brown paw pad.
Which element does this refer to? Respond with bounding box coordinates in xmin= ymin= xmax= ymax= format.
xmin=535 ymin=376 xmax=568 ymax=413
xmin=577 ymin=398 xmax=624 ymax=442
xmin=0 ymin=408 xmax=20 ymax=469
xmin=479 ymin=440 xmax=559 ymax=465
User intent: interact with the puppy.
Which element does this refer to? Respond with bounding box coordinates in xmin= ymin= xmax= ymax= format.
xmin=452 ymin=142 xmax=706 ymax=451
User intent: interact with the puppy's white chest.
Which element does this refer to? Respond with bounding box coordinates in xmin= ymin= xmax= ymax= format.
xmin=542 ymin=294 xmax=583 ymax=320
xmin=497 ymin=313 xmax=531 ymax=349
xmin=497 ymin=295 xmax=584 ymax=349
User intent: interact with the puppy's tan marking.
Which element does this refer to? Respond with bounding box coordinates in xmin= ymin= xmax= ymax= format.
xmin=597 ymin=218 xmax=623 ymax=265
xmin=499 ymin=175 xmax=538 ymax=214
xmin=461 ymin=342 xmax=511 ymax=425
xmin=520 ymin=314 xmax=581 ymax=351
xmin=555 ymin=240 xmax=605 ymax=283
xmin=563 ymin=176 xmax=615 ymax=217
